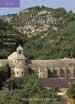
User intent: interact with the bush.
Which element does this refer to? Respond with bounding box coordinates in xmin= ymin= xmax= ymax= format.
xmin=67 ymin=82 xmax=75 ymax=99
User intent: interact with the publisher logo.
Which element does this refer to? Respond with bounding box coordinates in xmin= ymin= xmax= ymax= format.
xmin=0 ymin=0 xmax=20 ymax=7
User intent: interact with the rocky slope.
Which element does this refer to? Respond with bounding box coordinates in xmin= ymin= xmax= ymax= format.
xmin=0 ymin=6 xmax=75 ymax=59
xmin=1 ymin=6 xmax=66 ymax=38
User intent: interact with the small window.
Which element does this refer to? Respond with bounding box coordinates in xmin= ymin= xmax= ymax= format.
xmin=18 ymin=50 xmax=21 ymax=54
xmin=15 ymin=61 xmax=17 ymax=64
xmin=22 ymin=72 xmax=24 ymax=75
xmin=17 ymin=72 xmax=18 ymax=75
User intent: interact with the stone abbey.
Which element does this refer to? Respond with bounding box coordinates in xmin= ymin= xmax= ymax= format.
xmin=0 ymin=45 xmax=75 ymax=79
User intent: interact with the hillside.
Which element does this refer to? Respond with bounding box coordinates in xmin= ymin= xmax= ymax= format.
xmin=0 ymin=6 xmax=75 ymax=59
xmin=9 ymin=6 xmax=66 ymax=38
xmin=0 ymin=19 xmax=27 ymax=58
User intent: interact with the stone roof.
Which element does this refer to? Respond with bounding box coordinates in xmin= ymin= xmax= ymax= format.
xmin=15 ymin=61 xmax=28 ymax=69
xmin=17 ymin=45 xmax=23 ymax=51
xmin=31 ymin=58 xmax=75 ymax=68
xmin=15 ymin=53 xmax=26 ymax=60
xmin=8 ymin=52 xmax=17 ymax=60
xmin=8 ymin=52 xmax=26 ymax=60
xmin=8 ymin=45 xmax=26 ymax=61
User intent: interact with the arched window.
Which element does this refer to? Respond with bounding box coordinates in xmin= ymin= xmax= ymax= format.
xmin=60 ymin=68 xmax=65 ymax=77
xmin=66 ymin=68 xmax=71 ymax=78
xmin=73 ymin=68 xmax=75 ymax=77
xmin=22 ymin=72 xmax=24 ymax=75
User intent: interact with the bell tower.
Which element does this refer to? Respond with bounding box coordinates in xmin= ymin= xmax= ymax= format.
xmin=17 ymin=45 xmax=23 ymax=55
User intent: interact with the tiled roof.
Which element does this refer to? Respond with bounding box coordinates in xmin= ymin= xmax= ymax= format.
xmin=8 ymin=52 xmax=17 ymax=60
xmin=15 ymin=61 xmax=28 ymax=69
xmin=31 ymin=58 xmax=75 ymax=68
xmin=8 ymin=52 xmax=26 ymax=60
xmin=15 ymin=54 xmax=26 ymax=60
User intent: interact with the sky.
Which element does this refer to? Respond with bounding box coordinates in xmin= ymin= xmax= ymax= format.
xmin=0 ymin=0 xmax=75 ymax=15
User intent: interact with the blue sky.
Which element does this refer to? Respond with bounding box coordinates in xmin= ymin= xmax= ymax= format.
xmin=0 ymin=0 xmax=75 ymax=15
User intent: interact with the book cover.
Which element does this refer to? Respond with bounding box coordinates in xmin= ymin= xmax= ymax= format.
xmin=0 ymin=0 xmax=75 ymax=104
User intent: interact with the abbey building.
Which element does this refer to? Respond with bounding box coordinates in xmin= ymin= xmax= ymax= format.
xmin=0 ymin=45 xmax=75 ymax=79
xmin=7 ymin=45 xmax=75 ymax=79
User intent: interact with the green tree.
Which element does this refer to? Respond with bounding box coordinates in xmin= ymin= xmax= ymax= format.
xmin=0 ymin=91 xmax=10 ymax=104
xmin=7 ymin=74 xmax=42 ymax=96
xmin=67 ymin=82 xmax=75 ymax=99
xmin=0 ymin=65 xmax=10 ymax=81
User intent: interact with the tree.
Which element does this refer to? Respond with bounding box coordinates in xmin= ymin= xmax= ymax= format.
xmin=0 ymin=90 xmax=27 ymax=104
xmin=67 ymin=82 xmax=75 ymax=99
xmin=0 ymin=65 xmax=11 ymax=89
xmin=0 ymin=65 xmax=10 ymax=81
xmin=7 ymin=74 xmax=42 ymax=96
xmin=29 ymin=88 xmax=58 ymax=104
xmin=0 ymin=91 xmax=10 ymax=104
xmin=6 ymin=74 xmax=43 ymax=104
xmin=3 ymin=73 xmax=65 ymax=104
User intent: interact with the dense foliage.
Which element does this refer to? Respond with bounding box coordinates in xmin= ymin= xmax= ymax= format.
xmin=67 ymin=82 xmax=75 ymax=99
xmin=0 ymin=19 xmax=27 ymax=58
xmin=0 ymin=6 xmax=75 ymax=59
xmin=0 ymin=74 xmax=65 ymax=104
xmin=0 ymin=65 xmax=10 ymax=89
